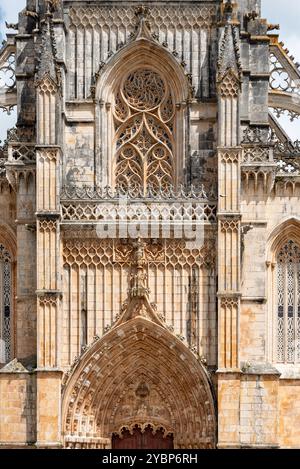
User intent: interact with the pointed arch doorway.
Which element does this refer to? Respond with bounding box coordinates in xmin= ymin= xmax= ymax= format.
xmin=62 ymin=317 xmax=217 ymax=449
xmin=112 ymin=425 xmax=174 ymax=450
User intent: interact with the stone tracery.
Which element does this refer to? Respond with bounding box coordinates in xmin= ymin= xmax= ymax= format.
xmin=276 ymin=240 xmax=300 ymax=364
xmin=113 ymin=68 xmax=175 ymax=193
xmin=0 ymin=244 xmax=12 ymax=363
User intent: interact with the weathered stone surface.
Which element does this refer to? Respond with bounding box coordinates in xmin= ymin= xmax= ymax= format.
xmin=0 ymin=0 xmax=300 ymax=449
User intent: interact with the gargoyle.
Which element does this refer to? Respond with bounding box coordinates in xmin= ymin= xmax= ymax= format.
xmin=5 ymin=21 xmax=18 ymax=30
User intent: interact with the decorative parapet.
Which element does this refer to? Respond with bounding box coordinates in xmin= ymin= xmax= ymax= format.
xmin=61 ymin=183 xmax=216 ymax=202
xmin=60 ymin=184 xmax=218 ymax=234
xmin=241 ymin=126 xmax=300 ymax=173
xmin=7 ymin=143 xmax=36 ymax=165
xmin=241 ymin=126 xmax=300 ymax=192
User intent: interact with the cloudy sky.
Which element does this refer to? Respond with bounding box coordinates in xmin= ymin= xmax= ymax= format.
xmin=0 ymin=0 xmax=299 ymax=141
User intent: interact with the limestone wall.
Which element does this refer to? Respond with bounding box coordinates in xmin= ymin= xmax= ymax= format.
xmin=0 ymin=372 xmax=36 ymax=446
xmin=278 ymin=380 xmax=300 ymax=448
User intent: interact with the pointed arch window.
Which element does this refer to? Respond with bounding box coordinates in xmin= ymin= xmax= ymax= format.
xmin=113 ymin=68 xmax=175 ymax=194
xmin=276 ymin=240 xmax=300 ymax=363
xmin=0 ymin=244 xmax=12 ymax=363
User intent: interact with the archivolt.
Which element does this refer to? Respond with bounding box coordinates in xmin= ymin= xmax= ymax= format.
xmin=62 ymin=317 xmax=216 ymax=449
xmin=0 ymin=222 xmax=16 ymax=261
xmin=267 ymin=217 xmax=300 ymax=262
xmin=95 ymin=38 xmax=189 ymax=104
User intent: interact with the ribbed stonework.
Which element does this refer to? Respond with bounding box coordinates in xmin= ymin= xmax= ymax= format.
xmin=0 ymin=0 xmax=300 ymax=449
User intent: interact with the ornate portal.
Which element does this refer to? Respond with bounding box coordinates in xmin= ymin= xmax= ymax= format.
xmin=1 ymin=0 xmax=300 ymax=451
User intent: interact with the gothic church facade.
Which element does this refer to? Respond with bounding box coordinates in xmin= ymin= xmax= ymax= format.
xmin=0 ymin=0 xmax=300 ymax=449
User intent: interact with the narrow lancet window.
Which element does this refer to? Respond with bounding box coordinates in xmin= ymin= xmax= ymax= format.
xmin=276 ymin=240 xmax=300 ymax=363
xmin=0 ymin=245 xmax=12 ymax=363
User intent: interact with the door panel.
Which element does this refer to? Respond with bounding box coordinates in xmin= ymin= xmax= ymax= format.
xmin=112 ymin=425 xmax=174 ymax=449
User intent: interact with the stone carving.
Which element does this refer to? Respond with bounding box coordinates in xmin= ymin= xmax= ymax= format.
xmin=270 ymin=53 xmax=300 ymax=97
xmin=68 ymin=5 xmax=216 ymax=99
xmin=38 ymin=294 xmax=57 ymax=307
xmin=69 ymin=5 xmax=215 ymax=29
xmin=114 ymin=240 xmax=164 ymax=264
xmin=111 ymin=380 xmax=174 ymax=438
xmin=123 ymin=70 xmax=165 ymax=111
xmin=10 ymin=145 xmax=36 ymax=164
xmin=61 ymin=200 xmax=217 ymax=224
xmin=220 ymin=297 xmax=239 ymax=309
xmin=0 ymin=53 xmax=15 ymax=91
xmin=63 ymin=239 xmax=215 ymax=269
xmin=60 ymin=184 xmax=215 ymax=201
xmin=62 ymin=318 xmax=216 ymax=449
xmin=114 ymin=68 xmax=174 ymax=193
xmin=36 ymin=11 xmax=60 ymax=87
xmin=242 ymin=147 xmax=270 ymax=163
xmin=217 ymin=21 xmax=241 ymax=98
xmin=271 ymin=107 xmax=300 ymax=123
xmin=220 ymin=151 xmax=240 ymax=163
xmin=219 ymin=69 xmax=240 ymax=98
xmin=39 ymin=220 xmax=57 ymax=233
xmin=220 ymin=219 xmax=239 ymax=233
xmin=0 ymin=47 xmax=16 ymax=114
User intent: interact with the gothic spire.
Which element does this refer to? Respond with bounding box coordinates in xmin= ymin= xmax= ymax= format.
xmin=36 ymin=7 xmax=60 ymax=85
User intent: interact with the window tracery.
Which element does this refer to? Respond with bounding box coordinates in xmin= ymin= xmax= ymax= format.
xmin=0 ymin=244 xmax=12 ymax=363
xmin=113 ymin=68 xmax=175 ymax=193
xmin=276 ymin=240 xmax=300 ymax=363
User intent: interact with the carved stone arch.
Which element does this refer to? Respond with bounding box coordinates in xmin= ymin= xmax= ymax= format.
xmin=94 ymin=36 xmax=190 ymax=189
xmin=62 ymin=317 xmax=216 ymax=449
xmin=267 ymin=217 xmax=300 ymax=263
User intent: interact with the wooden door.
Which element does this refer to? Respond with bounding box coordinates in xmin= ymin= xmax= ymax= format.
xmin=112 ymin=425 xmax=174 ymax=449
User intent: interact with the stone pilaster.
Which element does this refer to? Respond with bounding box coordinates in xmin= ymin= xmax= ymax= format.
xmin=216 ymin=8 xmax=242 ymax=448
xmin=35 ymin=10 xmax=63 ymax=443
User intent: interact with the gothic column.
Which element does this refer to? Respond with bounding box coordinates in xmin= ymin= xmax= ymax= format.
xmin=216 ymin=4 xmax=243 ymax=448
xmin=35 ymin=8 xmax=63 ymax=447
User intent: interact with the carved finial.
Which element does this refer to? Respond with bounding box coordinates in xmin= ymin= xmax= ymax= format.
xmin=134 ymin=5 xmax=150 ymax=20
xmin=224 ymin=0 xmax=233 ymax=21
xmin=133 ymin=5 xmax=152 ymax=39
xmin=130 ymin=238 xmax=150 ymax=299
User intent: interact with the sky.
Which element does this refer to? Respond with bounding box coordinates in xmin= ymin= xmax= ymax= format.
xmin=0 ymin=0 xmax=299 ymax=141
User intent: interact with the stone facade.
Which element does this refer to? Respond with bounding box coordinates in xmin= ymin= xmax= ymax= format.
xmin=0 ymin=0 xmax=300 ymax=449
